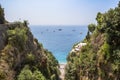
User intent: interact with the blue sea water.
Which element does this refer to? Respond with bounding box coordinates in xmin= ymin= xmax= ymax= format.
xmin=29 ymin=25 xmax=88 ymax=63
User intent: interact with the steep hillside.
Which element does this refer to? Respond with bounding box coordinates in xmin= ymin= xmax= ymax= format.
xmin=0 ymin=22 xmax=60 ymax=80
xmin=0 ymin=6 xmax=60 ymax=80
xmin=65 ymin=2 xmax=120 ymax=80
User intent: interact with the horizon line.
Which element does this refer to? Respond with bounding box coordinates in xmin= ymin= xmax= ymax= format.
xmin=29 ymin=24 xmax=88 ymax=26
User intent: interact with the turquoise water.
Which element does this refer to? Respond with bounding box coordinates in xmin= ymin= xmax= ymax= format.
xmin=29 ymin=25 xmax=88 ymax=63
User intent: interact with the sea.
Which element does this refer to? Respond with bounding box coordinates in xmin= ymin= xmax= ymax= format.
xmin=29 ymin=25 xmax=88 ymax=64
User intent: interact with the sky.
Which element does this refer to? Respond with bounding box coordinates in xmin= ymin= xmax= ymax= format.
xmin=0 ymin=0 xmax=119 ymax=25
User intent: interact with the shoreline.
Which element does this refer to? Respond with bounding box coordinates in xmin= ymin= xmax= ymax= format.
xmin=59 ymin=62 xmax=67 ymax=65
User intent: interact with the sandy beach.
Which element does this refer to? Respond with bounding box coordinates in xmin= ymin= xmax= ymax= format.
xmin=59 ymin=63 xmax=66 ymax=80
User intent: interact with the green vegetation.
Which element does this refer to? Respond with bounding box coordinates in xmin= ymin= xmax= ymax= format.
xmin=0 ymin=6 xmax=60 ymax=80
xmin=65 ymin=1 xmax=120 ymax=80
xmin=88 ymin=24 xmax=96 ymax=33
xmin=18 ymin=65 xmax=46 ymax=80
xmin=18 ymin=65 xmax=33 ymax=80
xmin=0 ymin=21 xmax=60 ymax=80
xmin=7 ymin=26 xmax=28 ymax=51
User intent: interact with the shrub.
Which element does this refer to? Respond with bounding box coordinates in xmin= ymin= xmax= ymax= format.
xmin=18 ymin=65 xmax=33 ymax=80
xmin=33 ymin=70 xmax=46 ymax=80
xmin=7 ymin=27 xmax=28 ymax=51
xmin=88 ymin=24 xmax=96 ymax=33
xmin=26 ymin=53 xmax=35 ymax=63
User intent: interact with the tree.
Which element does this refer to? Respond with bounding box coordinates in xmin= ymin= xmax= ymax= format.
xmin=88 ymin=24 xmax=96 ymax=33
xmin=23 ymin=20 xmax=29 ymax=27
xmin=86 ymin=31 xmax=90 ymax=40
xmin=18 ymin=65 xmax=46 ymax=80
xmin=118 ymin=1 xmax=120 ymax=7
xmin=18 ymin=65 xmax=33 ymax=80
xmin=0 ymin=5 xmax=5 ymax=24
xmin=33 ymin=70 xmax=46 ymax=80
xmin=96 ymin=12 xmax=103 ymax=25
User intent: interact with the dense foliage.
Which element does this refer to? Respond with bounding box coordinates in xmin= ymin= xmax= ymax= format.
xmin=18 ymin=65 xmax=46 ymax=80
xmin=65 ymin=2 xmax=120 ymax=80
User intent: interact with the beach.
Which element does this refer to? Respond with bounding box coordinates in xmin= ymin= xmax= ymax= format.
xmin=59 ymin=63 xmax=66 ymax=80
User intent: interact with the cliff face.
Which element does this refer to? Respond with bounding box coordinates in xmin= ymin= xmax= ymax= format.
xmin=65 ymin=2 xmax=120 ymax=80
xmin=0 ymin=22 xmax=60 ymax=80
